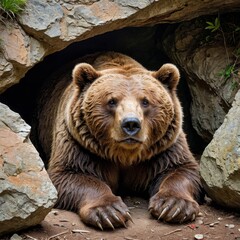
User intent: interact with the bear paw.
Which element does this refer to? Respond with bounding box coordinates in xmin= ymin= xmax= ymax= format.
xmin=148 ymin=193 xmax=199 ymax=223
xmin=79 ymin=194 xmax=132 ymax=230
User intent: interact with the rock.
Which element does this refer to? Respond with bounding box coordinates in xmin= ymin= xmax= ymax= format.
xmin=194 ymin=234 xmax=204 ymax=240
xmin=0 ymin=102 xmax=30 ymax=139
xmin=0 ymin=22 xmax=45 ymax=92
xmin=19 ymin=0 xmax=63 ymax=34
xmin=162 ymin=17 xmax=240 ymax=142
xmin=196 ymin=220 xmax=204 ymax=225
xmin=1 ymin=0 xmax=240 ymax=93
xmin=10 ymin=234 xmax=23 ymax=240
xmin=228 ymin=224 xmax=235 ymax=229
xmin=0 ymin=103 xmax=57 ymax=236
xmin=225 ymin=224 xmax=235 ymax=229
xmin=200 ymin=90 xmax=240 ymax=210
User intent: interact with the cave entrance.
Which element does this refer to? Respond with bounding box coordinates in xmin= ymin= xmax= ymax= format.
xmin=0 ymin=25 xmax=206 ymax=155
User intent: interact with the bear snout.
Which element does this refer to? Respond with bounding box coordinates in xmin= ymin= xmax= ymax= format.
xmin=121 ymin=117 xmax=141 ymax=136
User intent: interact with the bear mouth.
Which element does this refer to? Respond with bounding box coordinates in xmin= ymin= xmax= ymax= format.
xmin=120 ymin=138 xmax=142 ymax=144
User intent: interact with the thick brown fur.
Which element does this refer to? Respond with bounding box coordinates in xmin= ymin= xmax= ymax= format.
xmin=33 ymin=52 xmax=203 ymax=230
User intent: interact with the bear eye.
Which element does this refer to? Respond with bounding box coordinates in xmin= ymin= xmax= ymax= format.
xmin=108 ymin=98 xmax=117 ymax=108
xmin=141 ymin=98 xmax=149 ymax=108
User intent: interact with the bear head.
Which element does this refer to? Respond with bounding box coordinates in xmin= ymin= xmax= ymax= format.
xmin=66 ymin=59 xmax=182 ymax=166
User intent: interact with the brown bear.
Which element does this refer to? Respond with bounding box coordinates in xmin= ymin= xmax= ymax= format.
xmin=33 ymin=52 xmax=203 ymax=230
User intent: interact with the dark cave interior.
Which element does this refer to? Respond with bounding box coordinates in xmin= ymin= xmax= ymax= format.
xmin=0 ymin=25 xmax=206 ymax=155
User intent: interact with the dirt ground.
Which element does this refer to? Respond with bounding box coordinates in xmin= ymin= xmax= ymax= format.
xmin=3 ymin=197 xmax=240 ymax=240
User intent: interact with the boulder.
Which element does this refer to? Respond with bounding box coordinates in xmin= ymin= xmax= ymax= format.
xmin=0 ymin=103 xmax=57 ymax=236
xmin=200 ymin=90 xmax=240 ymax=209
xmin=1 ymin=0 xmax=240 ymax=93
xmin=162 ymin=18 xmax=240 ymax=142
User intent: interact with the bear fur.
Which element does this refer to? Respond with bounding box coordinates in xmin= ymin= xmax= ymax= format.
xmin=33 ymin=52 xmax=203 ymax=230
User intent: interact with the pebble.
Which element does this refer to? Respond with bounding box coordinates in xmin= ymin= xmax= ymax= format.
xmin=194 ymin=234 xmax=204 ymax=240
xmin=229 ymin=224 xmax=235 ymax=229
xmin=10 ymin=234 xmax=23 ymax=240
xmin=196 ymin=220 xmax=204 ymax=225
xmin=218 ymin=217 xmax=223 ymax=221
xmin=226 ymin=224 xmax=235 ymax=229
xmin=197 ymin=212 xmax=204 ymax=217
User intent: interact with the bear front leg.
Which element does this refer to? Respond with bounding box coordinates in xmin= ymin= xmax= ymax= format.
xmin=49 ymin=170 xmax=132 ymax=230
xmin=148 ymin=164 xmax=202 ymax=223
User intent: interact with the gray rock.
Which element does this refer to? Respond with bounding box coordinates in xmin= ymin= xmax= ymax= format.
xmin=0 ymin=103 xmax=57 ymax=236
xmin=0 ymin=103 xmax=30 ymax=139
xmin=10 ymin=234 xmax=23 ymax=240
xmin=200 ymin=90 xmax=240 ymax=209
xmin=1 ymin=0 xmax=240 ymax=93
xmin=19 ymin=0 xmax=63 ymax=33
xmin=0 ymin=23 xmax=45 ymax=93
xmin=162 ymin=20 xmax=240 ymax=142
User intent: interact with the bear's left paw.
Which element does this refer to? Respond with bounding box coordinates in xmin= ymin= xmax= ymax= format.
xmin=148 ymin=193 xmax=199 ymax=223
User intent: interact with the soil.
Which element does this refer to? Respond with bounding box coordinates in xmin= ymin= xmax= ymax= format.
xmin=3 ymin=197 xmax=240 ymax=240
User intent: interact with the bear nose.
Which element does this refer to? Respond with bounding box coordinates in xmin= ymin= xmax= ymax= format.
xmin=121 ymin=117 xmax=141 ymax=136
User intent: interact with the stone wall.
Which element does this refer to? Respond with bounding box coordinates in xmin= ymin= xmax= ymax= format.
xmin=162 ymin=15 xmax=240 ymax=142
xmin=1 ymin=0 xmax=240 ymax=93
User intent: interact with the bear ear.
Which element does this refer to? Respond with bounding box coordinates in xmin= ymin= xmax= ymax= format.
xmin=72 ymin=63 xmax=100 ymax=89
xmin=152 ymin=64 xmax=180 ymax=90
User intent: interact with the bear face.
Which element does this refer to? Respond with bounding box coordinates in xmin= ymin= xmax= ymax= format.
xmin=67 ymin=61 xmax=182 ymax=166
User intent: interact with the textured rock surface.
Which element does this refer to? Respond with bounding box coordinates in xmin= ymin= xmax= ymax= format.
xmin=200 ymin=90 xmax=240 ymax=209
xmin=0 ymin=103 xmax=57 ymax=236
xmin=162 ymin=19 xmax=240 ymax=142
xmin=0 ymin=23 xmax=45 ymax=92
xmin=0 ymin=0 xmax=240 ymax=93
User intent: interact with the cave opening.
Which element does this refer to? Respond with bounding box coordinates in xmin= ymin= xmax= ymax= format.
xmin=0 ymin=24 xmax=206 ymax=156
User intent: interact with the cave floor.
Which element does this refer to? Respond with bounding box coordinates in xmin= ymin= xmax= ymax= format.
xmin=8 ymin=197 xmax=240 ymax=240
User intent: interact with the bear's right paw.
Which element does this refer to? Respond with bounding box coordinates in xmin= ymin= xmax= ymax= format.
xmin=79 ymin=194 xmax=132 ymax=230
xmin=148 ymin=193 xmax=199 ymax=223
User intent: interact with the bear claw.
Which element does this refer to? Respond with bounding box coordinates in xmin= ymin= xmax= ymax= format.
xmin=171 ymin=207 xmax=181 ymax=219
xmin=80 ymin=196 xmax=133 ymax=230
xmin=158 ymin=205 xmax=170 ymax=220
xmin=149 ymin=193 xmax=200 ymax=224
xmin=105 ymin=217 xmax=115 ymax=230
xmin=180 ymin=216 xmax=187 ymax=224
xmin=114 ymin=215 xmax=127 ymax=228
xmin=127 ymin=212 xmax=134 ymax=223
xmin=96 ymin=221 xmax=103 ymax=231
